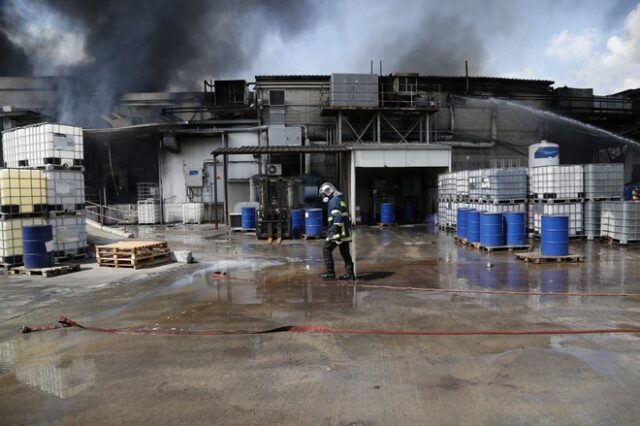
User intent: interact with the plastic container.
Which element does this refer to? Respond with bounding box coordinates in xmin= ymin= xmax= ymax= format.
xmin=403 ymin=200 xmax=417 ymax=222
xmin=466 ymin=210 xmax=481 ymax=243
xmin=241 ymin=207 xmax=256 ymax=230
xmin=1 ymin=123 xmax=84 ymax=168
xmin=380 ymin=203 xmax=396 ymax=224
xmin=541 ymin=215 xmax=569 ymax=256
xmin=503 ymin=212 xmax=527 ymax=246
xmin=528 ymin=140 xmax=559 ymax=168
xmin=22 ymin=224 xmax=54 ymax=268
xmin=479 ymin=212 xmax=503 ymax=247
xmin=290 ymin=209 xmax=304 ymax=238
xmin=43 ymin=169 xmax=85 ymax=213
xmin=0 ymin=169 xmax=47 ymax=214
xmin=457 ymin=208 xmax=472 ymax=239
xmin=47 ymin=214 xmax=87 ymax=257
xmin=304 ymin=208 xmax=322 ymax=237
xmin=138 ymin=201 xmax=160 ymax=225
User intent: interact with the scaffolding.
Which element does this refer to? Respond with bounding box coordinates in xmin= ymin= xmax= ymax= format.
xmin=321 ymin=77 xmax=441 ymax=144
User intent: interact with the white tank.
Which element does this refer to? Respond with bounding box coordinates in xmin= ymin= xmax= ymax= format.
xmin=528 ymin=140 xmax=560 ymax=168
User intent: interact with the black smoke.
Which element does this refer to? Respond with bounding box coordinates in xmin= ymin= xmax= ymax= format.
xmin=0 ymin=31 xmax=32 ymax=75
xmin=0 ymin=0 xmax=314 ymax=125
xmin=392 ymin=14 xmax=486 ymax=75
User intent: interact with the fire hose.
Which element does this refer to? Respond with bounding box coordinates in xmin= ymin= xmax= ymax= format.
xmin=210 ymin=272 xmax=640 ymax=298
xmin=21 ymin=316 xmax=640 ymax=337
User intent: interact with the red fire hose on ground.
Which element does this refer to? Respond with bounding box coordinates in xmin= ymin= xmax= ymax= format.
xmin=20 ymin=316 xmax=640 ymax=337
xmin=18 ymin=273 xmax=640 ymax=337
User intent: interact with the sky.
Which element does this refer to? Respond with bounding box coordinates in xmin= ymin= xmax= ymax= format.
xmin=1 ymin=0 xmax=639 ymax=96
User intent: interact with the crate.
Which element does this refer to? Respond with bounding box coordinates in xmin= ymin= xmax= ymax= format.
xmin=137 ymin=201 xmax=161 ymax=225
xmin=96 ymin=240 xmax=171 ymax=269
xmin=0 ymin=168 xmax=47 ymax=214
xmin=601 ymin=201 xmax=640 ymax=242
xmin=46 ymin=213 xmax=87 ymax=257
xmin=530 ymin=165 xmax=583 ymax=200
xmin=583 ymin=164 xmax=624 ymax=200
xmin=0 ymin=216 xmax=47 ymax=259
xmin=43 ymin=169 xmax=85 ymax=213
xmin=2 ymin=123 xmax=83 ymax=168
xmin=532 ymin=202 xmax=583 ymax=237
xmin=182 ymin=203 xmax=204 ymax=224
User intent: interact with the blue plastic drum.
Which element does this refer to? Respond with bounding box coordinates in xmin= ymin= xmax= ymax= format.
xmin=304 ymin=208 xmax=323 ymax=237
xmin=241 ymin=207 xmax=256 ymax=230
xmin=503 ymin=212 xmax=527 ymax=246
xmin=22 ymin=225 xmax=54 ymax=269
xmin=380 ymin=203 xmax=396 ymax=225
xmin=541 ymin=215 xmax=569 ymax=256
xmin=290 ymin=209 xmax=304 ymax=238
xmin=466 ymin=210 xmax=481 ymax=243
xmin=403 ymin=200 xmax=417 ymax=222
xmin=479 ymin=212 xmax=503 ymax=247
xmin=457 ymin=208 xmax=472 ymax=240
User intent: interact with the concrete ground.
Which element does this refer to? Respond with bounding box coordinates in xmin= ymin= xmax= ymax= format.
xmin=1 ymin=224 xmax=640 ymax=425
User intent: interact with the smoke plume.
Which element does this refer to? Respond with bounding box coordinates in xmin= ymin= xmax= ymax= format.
xmin=0 ymin=0 xmax=314 ymax=126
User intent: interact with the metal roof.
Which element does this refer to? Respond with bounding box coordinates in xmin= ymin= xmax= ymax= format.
xmin=255 ymin=75 xmax=331 ymax=82
xmin=211 ymin=145 xmax=350 ymax=155
xmin=212 ymin=143 xmax=451 ymax=155
xmin=422 ymin=75 xmax=554 ymax=85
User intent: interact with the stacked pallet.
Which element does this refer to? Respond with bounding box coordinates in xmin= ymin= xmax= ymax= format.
xmin=0 ymin=169 xmax=48 ymax=265
xmin=2 ymin=123 xmax=87 ymax=263
xmin=96 ymin=240 xmax=171 ymax=269
xmin=437 ymin=168 xmax=528 ymax=230
xmin=530 ymin=165 xmax=584 ymax=237
xmin=583 ymin=164 xmax=624 ymax=240
xmin=601 ymin=201 xmax=640 ymax=244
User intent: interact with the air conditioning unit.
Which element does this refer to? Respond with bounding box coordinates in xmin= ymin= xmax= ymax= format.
xmin=266 ymin=164 xmax=282 ymax=176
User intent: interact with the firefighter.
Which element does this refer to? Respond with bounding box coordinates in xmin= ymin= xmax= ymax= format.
xmin=318 ymin=182 xmax=355 ymax=281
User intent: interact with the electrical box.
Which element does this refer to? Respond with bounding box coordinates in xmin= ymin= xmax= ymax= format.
xmin=184 ymin=168 xmax=203 ymax=187
xmin=268 ymin=125 xmax=302 ymax=146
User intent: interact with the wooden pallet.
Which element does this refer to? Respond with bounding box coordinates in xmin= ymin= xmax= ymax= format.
xmin=96 ymin=240 xmax=171 ymax=269
xmin=478 ymin=199 xmax=527 ymax=205
xmin=477 ymin=244 xmax=530 ymax=253
xmin=603 ymin=236 xmax=640 ymax=245
xmin=531 ymin=233 xmax=585 ymax=240
xmin=378 ymin=223 xmax=399 ymax=229
xmin=11 ymin=263 xmax=80 ymax=277
xmin=515 ymin=252 xmax=584 ymax=264
xmin=529 ymin=196 xmax=585 ymax=203
xmin=302 ymin=234 xmax=323 ymax=240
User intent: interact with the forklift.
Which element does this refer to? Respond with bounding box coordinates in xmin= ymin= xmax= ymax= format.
xmin=256 ymin=176 xmax=291 ymax=244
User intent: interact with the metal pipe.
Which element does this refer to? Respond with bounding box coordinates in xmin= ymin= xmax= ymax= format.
xmin=465 ymin=60 xmax=470 ymax=94
xmin=213 ymin=155 xmax=218 ymax=230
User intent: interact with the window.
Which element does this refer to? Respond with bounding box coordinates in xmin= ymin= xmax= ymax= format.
xmin=269 ymin=90 xmax=285 ymax=106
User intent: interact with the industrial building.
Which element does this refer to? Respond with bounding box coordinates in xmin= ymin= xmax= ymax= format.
xmin=3 ymin=72 xmax=637 ymax=230
xmin=2 ymin=71 xmax=640 ymax=424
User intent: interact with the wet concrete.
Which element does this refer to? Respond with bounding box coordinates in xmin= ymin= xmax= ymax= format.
xmin=1 ymin=225 xmax=640 ymax=425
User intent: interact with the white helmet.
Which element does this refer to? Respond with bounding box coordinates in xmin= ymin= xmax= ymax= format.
xmin=319 ymin=182 xmax=339 ymax=203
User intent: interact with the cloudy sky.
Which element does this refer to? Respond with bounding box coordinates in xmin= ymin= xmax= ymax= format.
xmin=1 ymin=0 xmax=639 ymax=95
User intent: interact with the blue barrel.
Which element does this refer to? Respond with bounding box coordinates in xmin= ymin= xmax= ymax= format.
xmin=241 ymin=207 xmax=256 ymax=230
xmin=479 ymin=212 xmax=504 ymax=247
xmin=22 ymin=225 xmax=54 ymax=269
xmin=541 ymin=215 xmax=569 ymax=256
xmin=457 ymin=208 xmax=471 ymax=239
xmin=503 ymin=212 xmax=527 ymax=246
xmin=290 ymin=209 xmax=304 ymax=238
xmin=467 ymin=210 xmax=481 ymax=243
xmin=380 ymin=203 xmax=396 ymax=225
xmin=305 ymin=208 xmax=323 ymax=237
xmin=403 ymin=200 xmax=417 ymax=222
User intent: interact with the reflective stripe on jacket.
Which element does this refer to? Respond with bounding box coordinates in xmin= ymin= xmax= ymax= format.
xmin=327 ymin=195 xmax=352 ymax=242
